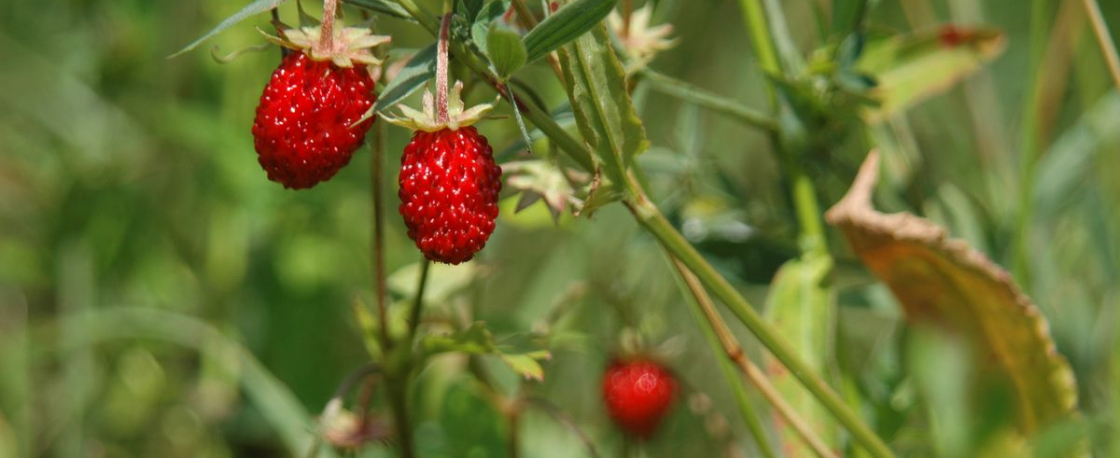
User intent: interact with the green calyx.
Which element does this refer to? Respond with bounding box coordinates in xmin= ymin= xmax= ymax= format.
xmin=259 ymin=25 xmax=391 ymax=68
xmin=381 ymin=80 xmax=495 ymax=132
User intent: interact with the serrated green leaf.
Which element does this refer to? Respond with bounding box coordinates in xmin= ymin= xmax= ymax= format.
xmin=341 ymin=0 xmax=415 ymax=21
xmin=169 ymin=0 xmax=289 ymax=59
xmin=857 ymin=26 xmax=1005 ymax=122
xmin=826 ymin=152 xmax=1084 ymax=450
xmin=487 ymin=25 xmax=527 ymax=80
xmin=557 ymin=24 xmax=649 ymax=187
xmin=763 ymin=253 xmax=839 ymax=457
xmin=373 ymin=44 xmax=437 ymax=114
xmin=523 ymin=0 xmax=618 ymax=64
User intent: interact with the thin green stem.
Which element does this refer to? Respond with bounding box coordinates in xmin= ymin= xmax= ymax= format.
xmin=737 ymin=0 xmax=781 ymax=75
xmin=407 ymin=259 xmax=432 ymax=343
xmin=638 ymin=69 xmax=778 ymax=133
xmin=789 ymin=160 xmax=827 ymax=255
xmin=371 ymin=122 xmax=391 ymax=350
xmin=624 ymin=176 xmax=893 ymax=458
xmin=386 ymin=376 xmax=414 ymax=458
xmin=666 ymin=257 xmax=778 ymax=458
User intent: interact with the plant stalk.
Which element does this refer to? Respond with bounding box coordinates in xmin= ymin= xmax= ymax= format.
xmin=318 ymin=0 xmax=339 ymax=54
xmin=370 ymin=122 xmax=391 ymax=349
xmin=436 ymin=11 xmax=452 ymax=124
xmin=670 ymin=257 xmax=835 ymax=458
xmin=624 ymin=175 xmax=894 ymax=458
xmin=407 ymin=259 xmax=432 ymax=343
xmin=666 ymin=258 xmax=778 ymax=458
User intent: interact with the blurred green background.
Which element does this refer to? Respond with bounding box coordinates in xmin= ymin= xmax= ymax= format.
xmin=1 ymin=0 xmax=1118 ymax=457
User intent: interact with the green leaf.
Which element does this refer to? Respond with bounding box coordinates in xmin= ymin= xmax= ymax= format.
xmin=856 ymin=26 xmax=1005 ymax=122
xmin=341 ymin=0 xmax=415 ymax=21
xmin=420 ymin=322 xmax=550 ymax=380
xmin=523 ymin=0 xmax=618 ymax=64
xmin=373 ymin=44 xmax=437 ymax=115
xmin=763 ymin=253 xmax=839 ymax=457
xmin=826 ymin=152 xmax=1084 ymax=448
xmin=557 ymin=24 xmax=649 ymax=187
xmin=471 ymin=0 xmax=512 ymax=52
xmin=487 ymin=24 xmax=527 ymax=80
xmin=168 ymin=0 xmax=290 ymax=59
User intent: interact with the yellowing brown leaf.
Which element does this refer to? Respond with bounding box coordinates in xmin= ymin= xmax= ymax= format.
xmin=825 ymin=152 xmax=1079 ymax=437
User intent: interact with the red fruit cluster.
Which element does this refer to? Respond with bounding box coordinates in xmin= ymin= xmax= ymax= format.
xmin=602 ymin=357 xmax=678 ymax=439
xmin=253 ymin=52 xmax=376 ymax=189
xmin=398 ymin=126 xmax=502 ymax=264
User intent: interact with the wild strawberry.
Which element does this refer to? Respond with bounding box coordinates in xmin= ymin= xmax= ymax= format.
xmin=602 ymin=357 xmax=678 ymax=439
xmin=253 ymin=23 xmax=390 ymax=189
xmin=384 ymin=81 xmax=501 ymax=264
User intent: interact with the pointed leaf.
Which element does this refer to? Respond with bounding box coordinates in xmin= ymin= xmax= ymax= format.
xmin=557 ymin=24 xmax=649 ymax=187
xmin=341 ymin=0 xmax=415 ymax=21
xmin=763 ymin=253 xmax=839 ymax=457
xmin=169 ymin=0 xmax=290 ymax=58
xmin=523 ymin=0 xmax=618 ymax=64
xmin=373 ymin=44 xmax=438 ymax=115
xmin=856 ymin=25 xmax=1005 ymax=122
xmin=487 ymin=24 xmax=528 ymax=80
xmin=825 ymin=152 xmax=1081 ymax=440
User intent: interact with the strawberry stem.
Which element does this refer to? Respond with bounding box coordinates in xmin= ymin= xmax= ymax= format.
xmin=318 ymin=0 xmax=338 ymax=55
xmin=435 ymin=11 xmax=452 ymax=124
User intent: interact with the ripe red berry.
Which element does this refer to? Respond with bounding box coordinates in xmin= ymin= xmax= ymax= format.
xmin=398 ymin=126 xmax=502 ymax=264
xmin=602 ymin=357 xmax=678 ymax=439
xmin=252 ymin=51 xmax=377 ymax=189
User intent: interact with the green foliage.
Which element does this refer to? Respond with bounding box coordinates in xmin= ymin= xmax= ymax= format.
xmin=557 ymin=24 xmax=649 ymax=189
xmin=5 ymin=0 xmax=1120 ymax=456
xmin=486 ymin=24 xmax=527 ymax=80
xmin=522 ymin=0 xmax=619 ymax=64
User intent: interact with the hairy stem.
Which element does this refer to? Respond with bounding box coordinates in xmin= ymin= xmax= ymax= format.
xmin=318 ymin=0 xmax=339 ymax=54
xmin=436 ymin=11 xmax=451 ymax=124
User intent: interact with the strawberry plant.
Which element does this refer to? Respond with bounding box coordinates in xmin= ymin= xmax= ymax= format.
xmin=6 ymin=0 xmax=1120 ymax=457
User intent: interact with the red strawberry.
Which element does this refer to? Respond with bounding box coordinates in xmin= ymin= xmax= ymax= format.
xmin=384 ymin=80 xmax=502 ymax=264
xmin=602 ymin=357 xmax=678 ymax=439
xmin=398 ymin=126 xmax=501 ymax=264
xmin=253 ymin=24 xmax=390 ymax=189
